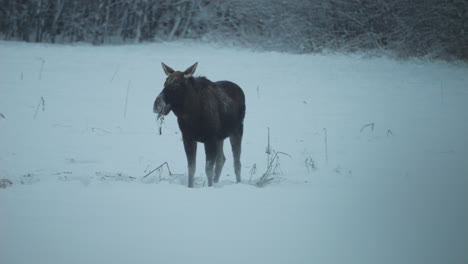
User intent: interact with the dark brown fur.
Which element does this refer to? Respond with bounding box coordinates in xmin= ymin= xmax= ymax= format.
xmin=153 ymin=63 xmax=245 ymax=187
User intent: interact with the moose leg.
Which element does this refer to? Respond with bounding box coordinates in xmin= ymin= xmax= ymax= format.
xmin=183 ymin=137 xmax=197 ymax=188
xmin=230 ymin=130 xmax=243 ymax=183
xmin=204 ymin=140 xmax=217 ymax=187
xmin=214 ymin=140 xmax=226 ymax=183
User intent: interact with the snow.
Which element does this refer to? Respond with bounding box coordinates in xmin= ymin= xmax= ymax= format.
xmin=0 ymin=41 xmax=467 ymax=264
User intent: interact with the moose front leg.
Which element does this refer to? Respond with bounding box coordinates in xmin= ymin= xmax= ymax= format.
xmin=204 ymin=140 xmax=218 ymax=187
xmin=183 ymin=137 xmax=197 ymax=188
xmin=214 ymin=140 xmax=226 ymax=184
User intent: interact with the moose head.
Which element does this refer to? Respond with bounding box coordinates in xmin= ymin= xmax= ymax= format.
xmin=153 ymin=62 xmax=198 ymax=119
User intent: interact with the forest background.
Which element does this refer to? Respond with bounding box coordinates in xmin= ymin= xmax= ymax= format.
xmin=1 ymin=0 xmax=467 ymax=61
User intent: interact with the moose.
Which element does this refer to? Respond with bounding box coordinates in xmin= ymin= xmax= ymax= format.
xmin=153 ymin=62 xmax=245 ymax=188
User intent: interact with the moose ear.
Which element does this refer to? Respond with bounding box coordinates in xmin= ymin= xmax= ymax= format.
xmin=184 ymin=62 xmax=198 ymax=78
xmin=161 ymin=62 xmax=175 ymax=76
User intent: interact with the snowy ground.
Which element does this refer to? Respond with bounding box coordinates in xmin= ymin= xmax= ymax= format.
xmin=0 ymin=41 xmax=467 ymax=264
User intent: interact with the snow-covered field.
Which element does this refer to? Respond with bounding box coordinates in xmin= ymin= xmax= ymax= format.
xmin=1 ymin=41 xmax=467 ymax=264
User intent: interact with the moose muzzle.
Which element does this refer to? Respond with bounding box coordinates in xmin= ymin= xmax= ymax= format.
xmin=153 ymin=93 xmax=172 ymax=119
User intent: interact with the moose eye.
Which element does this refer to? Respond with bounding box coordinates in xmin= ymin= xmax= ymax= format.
xmin=165 ymin=79 xmax=174 ymax=87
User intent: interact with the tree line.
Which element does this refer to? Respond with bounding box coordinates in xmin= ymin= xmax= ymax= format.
xmin=1 ymin=0 xmax=467 ymax=60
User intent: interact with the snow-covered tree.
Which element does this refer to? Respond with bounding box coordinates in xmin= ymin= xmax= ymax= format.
xmin=0 ymin=0 xmax=466 ymax=60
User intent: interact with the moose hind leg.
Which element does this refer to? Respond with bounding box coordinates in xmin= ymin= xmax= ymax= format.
xmin=204 ymin=140 xmax=217 ymax=187
xmin=183 ymin=137 xmax=197 ymax=188
xmin=214 ymin=140 xmax=226 ymax=184
xmin=230 ymin=132 xmax=242 ymax=183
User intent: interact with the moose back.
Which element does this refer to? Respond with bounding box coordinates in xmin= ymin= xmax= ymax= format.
xmin=153 ymin=62 xmax=245 ymax=188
